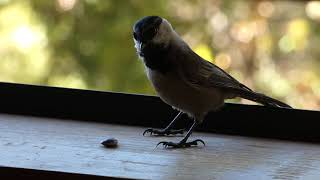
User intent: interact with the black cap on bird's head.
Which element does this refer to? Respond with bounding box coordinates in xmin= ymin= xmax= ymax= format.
xmin=133 ymin=16 xmax=163 ymax=45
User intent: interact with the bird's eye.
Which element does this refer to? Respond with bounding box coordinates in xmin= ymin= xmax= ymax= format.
xmin=133 ymin=32 xmax=138 ymax=40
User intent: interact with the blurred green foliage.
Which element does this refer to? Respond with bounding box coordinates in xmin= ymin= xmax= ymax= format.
xmin=0 ymin=0 xmax=320 ymax=110
xmin=30 ymin=0 xmax=170 ymax=94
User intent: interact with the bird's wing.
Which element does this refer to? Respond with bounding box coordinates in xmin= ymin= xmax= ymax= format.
xmin=176 ymin=49 xmax=292 ymax=108
xmin=177 ymin=49 xmax=252 ymax=93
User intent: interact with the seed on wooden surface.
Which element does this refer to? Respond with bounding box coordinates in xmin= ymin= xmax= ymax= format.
xmin=101 ymin=138 xmax=118 ymax=148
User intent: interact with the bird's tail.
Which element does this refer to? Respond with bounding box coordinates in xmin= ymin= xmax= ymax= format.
xmin=238 ymin=90 xmax=292 ymax=108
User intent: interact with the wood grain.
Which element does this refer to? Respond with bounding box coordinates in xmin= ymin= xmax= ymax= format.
xmin=1 ymin=113 xmax=320 ymax=180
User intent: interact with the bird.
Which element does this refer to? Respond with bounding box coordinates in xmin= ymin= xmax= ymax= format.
xmin=132 ymin=16 xmax=292 ymax=148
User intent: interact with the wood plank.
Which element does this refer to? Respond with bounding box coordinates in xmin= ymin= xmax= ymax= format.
xmin=1 ymin=113 xmax=320 ymax=179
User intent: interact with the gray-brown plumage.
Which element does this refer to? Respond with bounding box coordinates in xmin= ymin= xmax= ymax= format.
xmin=133 ymin=16 xmax=292 ymax=148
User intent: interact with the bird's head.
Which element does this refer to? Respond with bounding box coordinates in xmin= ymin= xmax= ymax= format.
xmin=133 ymin=16 xmax=175 ymax=54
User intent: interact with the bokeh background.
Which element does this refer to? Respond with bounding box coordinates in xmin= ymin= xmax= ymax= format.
xmin=0 ymin=0 xmax=319 ymax=110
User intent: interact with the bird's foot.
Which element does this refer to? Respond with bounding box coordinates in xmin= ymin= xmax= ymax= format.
xmin=156 ymin=139 xmax=205 ymax=148
xmin=143 ymin=128 xmax=184 ymax=136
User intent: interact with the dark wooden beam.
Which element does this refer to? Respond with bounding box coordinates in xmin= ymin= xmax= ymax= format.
xmin=0 ymin=82 xmax=319 ymax=142
xmin=0 ymin=166 xmax=133 ymax=180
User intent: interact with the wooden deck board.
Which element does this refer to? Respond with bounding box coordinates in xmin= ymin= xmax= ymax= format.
xmin=1 ymin=113 xmax=320 ymax=179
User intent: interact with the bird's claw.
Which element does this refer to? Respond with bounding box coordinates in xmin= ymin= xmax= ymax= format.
xmin=156 ymin=139 xmax=205 ymax=148
xmin=143 ymin=128 xmax=184 ymax=136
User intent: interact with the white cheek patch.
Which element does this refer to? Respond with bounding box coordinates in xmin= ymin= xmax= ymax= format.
xmin=153 ymin=25 xmax=168 ymax=44
xmin=153 ymin=32 xmax=166 ymax=44
xmin=152 ymin=19 xmax=175 ymax=46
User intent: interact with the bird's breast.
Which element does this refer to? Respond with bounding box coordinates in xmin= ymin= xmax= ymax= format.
xmin=146 ymin=68 xmax=224 ymax=118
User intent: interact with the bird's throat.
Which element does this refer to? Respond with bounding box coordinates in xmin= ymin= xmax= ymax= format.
xmin=140 ymin=43 xmax=173 ymax=74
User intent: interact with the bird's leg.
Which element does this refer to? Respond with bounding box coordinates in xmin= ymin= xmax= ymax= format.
xmin=143 ymin=112 xmax=185 ymax=136
xmin=157 ymin=119 xmax=205 ymax=148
